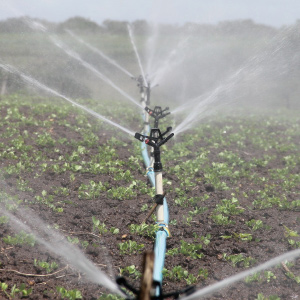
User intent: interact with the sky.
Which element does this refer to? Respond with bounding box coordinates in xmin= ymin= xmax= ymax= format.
xmin=0 ymin=0 xmax=300 ymax=28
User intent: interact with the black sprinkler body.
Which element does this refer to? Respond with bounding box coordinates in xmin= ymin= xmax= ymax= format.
xmin=131 ymin=75 xmax=151 ymax=104
xmin=135 ymin=127 xmax=173 ymax=172
xmin=145 ymin=106 xmax=170 ymax=128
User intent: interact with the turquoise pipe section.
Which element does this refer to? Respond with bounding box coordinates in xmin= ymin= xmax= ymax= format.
xmin=153 ymin=230 xmax=167 ymax=284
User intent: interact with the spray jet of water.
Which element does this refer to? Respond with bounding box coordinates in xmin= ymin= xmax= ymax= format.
xmin=150 ymin=35 xmax=190 ymax=87
xmin=146 ymin=22 xmax=160 ymax=76
xmin=66 ymin=29 xmax=134 ymax=78
xmin=0 ymin=62 xmax=135 ymax=136
xmin=172 ymin=76 xmax=241 ymax=135
xmin=49 ymin=35 xmax=142 ymax=109
xmin=127 ymin=24 xmax=148 ymax=88
xmin=1 ymin=208 xmax=124 ymax=297
xmin=180 ymin=248 xmax=300 ymax=300
xmin=173 ymin=25 xmax=299 ymax=135
xmin=19 ymin=17 xmax=142 ymax=110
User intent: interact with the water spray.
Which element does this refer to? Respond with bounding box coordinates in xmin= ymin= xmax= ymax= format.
xmin=127 ymin=24 xmax=148 ymax=88
xmin=17 ymin=18 xmax=142 ymax=110
xmin=49 ymin=36 xmax=143 ymax=109
xmin=0 ymin=62 xmax=135 ymax=136
xmin=181 ymin=249 xmax=300 ymax=300
xmin=66 ymin=29 xmax=134 ymax=78
xmin=1 ymin=207 xmax=124 ymax=296
xmin=131 ymin=75 xmax=156 ymax=135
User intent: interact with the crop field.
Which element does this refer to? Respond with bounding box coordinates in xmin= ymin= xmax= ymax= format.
xmin=0 ymin=16 xmax=299 ymax=300
xmin=0 ymin=93 xmax=299 ymax=299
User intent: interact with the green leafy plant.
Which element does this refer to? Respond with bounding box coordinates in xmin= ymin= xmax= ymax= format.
xmin=0 ymin=282 xmax=32 ymax=298
xmin=120 ymin=265 xmax=141 ymax=279
xmin=167 ymin=240 xmax=204 ymax=259
xmin=256 ymin=293 xmax=280 ymax=300
xmin=34 ymin=259 xmax=59 ymax=273
xmin=98 ymin=294 xmax=124 ymax=300
xmin=3 ymin=231 xmax=36 ymax=247
xmin=56 ymin=286 xmax=82 ymax=299
xmin=232 ymin=232 xmax=253 ymax=242
xmin=212 ymin=214 xmax=234 ymax=225
xmin=0 ymin=216 xmax=9 ymax=225
xmin=246 ymin=219 xmax=264 ymax=231
xmin=129 ymin=223 xmax=159 ymax=238
xmin=163 ymin=266 xmax=207 ymax=284
xmin=223 ymin=253 xmax=256 ymax=268
xmin=92 ymin=217 xmax=108 ymax=234
xmin=78 ymin=181 xmax=106 ymax=200
xmin=118 ymin=240 xmax=144 ymax=255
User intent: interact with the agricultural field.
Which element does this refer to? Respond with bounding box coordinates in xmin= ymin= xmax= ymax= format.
xmin=0 ymin=94 xmax=299 ymax=299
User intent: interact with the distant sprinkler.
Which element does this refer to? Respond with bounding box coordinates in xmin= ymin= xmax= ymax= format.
xmin=132 ymin=75 xmax=156 ymax=106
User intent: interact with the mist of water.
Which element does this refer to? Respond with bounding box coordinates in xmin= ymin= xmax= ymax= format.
xmin=146 ymin=22 xmax=160 ymax=77
xmin=173 ymin=66 xmax=245 ymax=135
xmin=1 ymin=207 xmax=124 ymax=297
xmin=127 ymin=24 xmax=148 ymax=87
xmin=19 ymin=17 xmax=142 ymax=110
xmin=49 ymin=35 xmax=142 ymax=109
xmin=150 ymin=35 xmax=190 ymax=87
xmin=173 ymin=26 xmax=298 ymax=135
xmin=0 ymin=62 xmax=135 ymax=136
xmin=66 ymin=29 xmax=134 ymax=78
xmin=181 ymin=249 xmax=300 ymax=300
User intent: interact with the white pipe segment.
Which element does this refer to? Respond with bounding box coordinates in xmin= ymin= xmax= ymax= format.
xmin=155 ymin=172 xmax=164 ymax=222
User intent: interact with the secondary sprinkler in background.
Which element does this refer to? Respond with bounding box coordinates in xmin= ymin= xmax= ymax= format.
xmin=132 ymin=75 xmax=149 ymax=104
xmin=132 ymin=75 xmax=154 ymax=135
xmin=132 ymin=75 xmax=157 ymax=106
xmin=145 ymin=106 xmax=170 ymax=128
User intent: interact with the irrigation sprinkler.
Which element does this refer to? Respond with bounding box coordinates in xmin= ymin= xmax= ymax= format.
xmin=116 ymin=127 xmax=196 ymax=299
xmin=144 ymin=106 xmax=170 ymax=171
xmin=135 ymin=128 xmax=174 ymax=299
xmin=145 ymin=106 xmax=170 ymax=129
xmin=132 ymin=75 xmax=148 ymax=103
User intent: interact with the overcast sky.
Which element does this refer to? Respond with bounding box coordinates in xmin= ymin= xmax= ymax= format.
xmin=0 ymin=0 xmax=300 ymax=27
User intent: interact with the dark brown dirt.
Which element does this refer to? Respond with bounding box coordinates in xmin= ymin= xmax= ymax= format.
xmin=0 ymin=101 xmax=299 ymax=299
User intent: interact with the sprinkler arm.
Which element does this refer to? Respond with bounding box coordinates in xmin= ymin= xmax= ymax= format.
xmin=135 ymin=128 xmax=174 ymax=173
xmin=132 ymin=75 xmax=151 ymax=93
xmin=145 ymin=106 xmax=170 ymax=128
xmin=131 ymin=75 xmax=145 ymax=94
xmin=135 ymin=129 xmax=173 ymax=148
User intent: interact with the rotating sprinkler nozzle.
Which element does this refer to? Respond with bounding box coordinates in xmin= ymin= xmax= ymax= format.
xmin=132 ymin=75 xmax=152 ymax=105
xmin=135 ymin=127 xmax=173 ymax=173
xmin=145 ymin=106 xmax=170 ymax=128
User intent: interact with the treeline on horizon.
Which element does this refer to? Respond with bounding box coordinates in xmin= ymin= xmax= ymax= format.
xmin=0 ymin=16 xmax=281 ymax=36
xmin=0 ymin=16 xmax=299 ymax=111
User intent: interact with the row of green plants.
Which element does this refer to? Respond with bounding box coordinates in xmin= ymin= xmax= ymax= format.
xmin=0 ymin=95 xmax=299 ymax=298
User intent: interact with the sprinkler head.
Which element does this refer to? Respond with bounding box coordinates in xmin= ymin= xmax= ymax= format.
xmin=145 ymin=106 xmax=170 ymax=128
xmin=134 ymin=128 xmax=174 ymax=149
